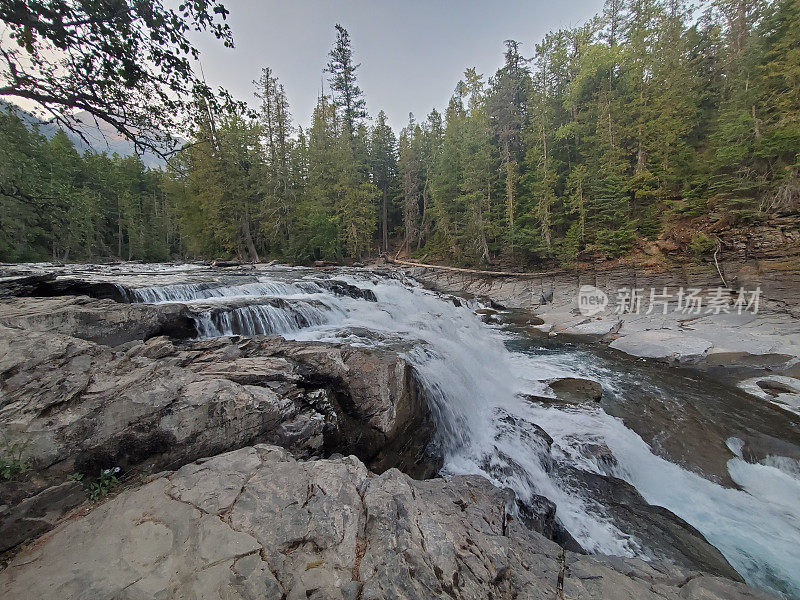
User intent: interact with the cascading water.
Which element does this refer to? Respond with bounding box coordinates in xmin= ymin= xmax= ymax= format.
xmin=125 ymin=279 xmax=325 ymax=303
xmin=193 ymin=300 xmax=336 ymax=337
xmin=123 ymin=277 xmax=341 ymax=337
xmin=120 ymin=266 xmax=800 ymax=599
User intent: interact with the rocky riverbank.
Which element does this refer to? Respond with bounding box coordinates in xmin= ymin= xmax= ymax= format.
xmin=405 ymin=258 xmax=800 ymax=418
xmin=0 ymin=264 xmax=786 ymax=599
xmin=0 ymin=445 xmax=775 ymax=600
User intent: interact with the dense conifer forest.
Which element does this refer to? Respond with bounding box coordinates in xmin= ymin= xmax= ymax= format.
xmin=1 ymin=0 xmax=798 ymax=265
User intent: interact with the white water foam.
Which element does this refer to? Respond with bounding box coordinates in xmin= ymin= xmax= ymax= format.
xmin=128 ymin=268 xmax=800 ymax=598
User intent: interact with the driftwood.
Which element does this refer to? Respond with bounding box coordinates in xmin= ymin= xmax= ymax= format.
xmin=386 ymin=257 xmax=564 ymax=278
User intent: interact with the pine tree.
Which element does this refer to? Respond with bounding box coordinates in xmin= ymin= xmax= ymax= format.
xmin=460 ymin=69 xmax=495 ymax=264
xmin=487 ymin=41 xmax=531 ymax=252
xmin=398 ymin=114 xmax=422 ymax=252
xmin=370 ymin=111 xmax=398 ymax=253
xmin=326 ymin=25 xmax=367 ymax=142
xmin=429 ymin=88 xmax=467 ymax=259
xmin=255 ymin=67 xmax=294 ymax=252
xmin=297 ymin=95 xmax=342 ymax=260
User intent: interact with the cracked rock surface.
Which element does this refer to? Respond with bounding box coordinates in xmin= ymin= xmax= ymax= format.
xmin=0 ymin=295 xmax=196 ymax=346
xmin=0 ymin=445 xmax=776 ymax=600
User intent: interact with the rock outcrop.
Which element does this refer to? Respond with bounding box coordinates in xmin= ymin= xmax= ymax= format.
xmin=0 ymin=295 xmax=196 ymax=345
xmin=0 ymin=316 xmax=437 ymax=551
xmin=0 ymin=445 xmax=776 ymax=600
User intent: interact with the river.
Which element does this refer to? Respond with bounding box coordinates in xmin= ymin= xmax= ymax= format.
xmin=108 ymin=263 xmax=800 ymax=599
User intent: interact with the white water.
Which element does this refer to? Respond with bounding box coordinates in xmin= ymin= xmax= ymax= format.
xmin=193 ymin=301 xmax=336 ymax=337
xmin=124 ymin=268 xmax=800 ymax=599
xmin=125 ymin=280 xmax=325 ymax=303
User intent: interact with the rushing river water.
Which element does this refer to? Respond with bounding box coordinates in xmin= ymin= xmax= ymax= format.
xmin=111 ymin=264 xmax=800 ymax=598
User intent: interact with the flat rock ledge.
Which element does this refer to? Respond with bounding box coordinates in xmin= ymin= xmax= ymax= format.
xmin=0 ymin=445 xmax=776 ymax=600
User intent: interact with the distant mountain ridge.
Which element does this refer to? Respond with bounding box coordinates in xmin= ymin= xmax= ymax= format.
xmin=1 ymin=99 xmax=169 ymax=168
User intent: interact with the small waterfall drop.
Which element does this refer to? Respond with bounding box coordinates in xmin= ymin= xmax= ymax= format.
xmin=193 ymin=300 xmax=335 ymax=337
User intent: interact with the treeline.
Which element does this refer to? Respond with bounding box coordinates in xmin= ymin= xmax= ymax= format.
xmin=0 ymin=111 xmax=175 ymax=262
xmin=395 ymin=0 xmax=800 ymax=265
xmin=1 ymin=0 xmax=798 ymax=265
xmin=169 ymin=25 xmax=394 ymax=263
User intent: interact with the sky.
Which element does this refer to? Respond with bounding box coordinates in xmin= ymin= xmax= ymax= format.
xmin=191 ymin=0 xmax=606 ymax=132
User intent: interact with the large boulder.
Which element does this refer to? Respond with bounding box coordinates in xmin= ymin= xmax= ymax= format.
xmin=0 ymin=445 xmax=776 ymax=600
xmin=547 ymin=377 xmax=604 ymax=403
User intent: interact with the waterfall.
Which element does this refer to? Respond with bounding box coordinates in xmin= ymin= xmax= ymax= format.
xmin=124 ymin=266 xmax=800 ymax=599
xmin=126 ymin=279 xmax=324 ymax=303
xmin=193 ymin=300 xmax=334 ymax=337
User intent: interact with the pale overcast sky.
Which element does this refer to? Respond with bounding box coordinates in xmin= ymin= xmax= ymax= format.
xmin=191 ymin=0 xmax=605 ymax=132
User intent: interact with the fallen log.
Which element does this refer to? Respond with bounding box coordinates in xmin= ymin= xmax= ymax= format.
xmin=386 ymin=257 xmax=564 ymax=278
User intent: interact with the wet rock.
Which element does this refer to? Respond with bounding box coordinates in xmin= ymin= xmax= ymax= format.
xmin=446 ymin=294 xmax=467 ymax=307
xmin=522 ymin=324 xmax=551 ymax=338
xmin=475 ymin=307 xmax=502 ymax=324
xmin=0 ymin=296 xmax=196 ymax=345
xmin=16 ymin=276 xmax=128 ymax=301
xmin=728 ymin=432 xmax=800 ymax=466
xmin=517 ymin=495 xmax=585 ymax=553
xmin=496 ymin=309 xmax=545 ymax=327
xmin=738 ymin=375 xmax=800 ymax=417
xmin=493 ymin=408 xmax=554 ymax=452
xmin=559 ymin=466 xmax=743 ymax=582
xmin=579 ymin=442 xmax=618 ymax=472
xmin=547 ymin=377 xmax=604 ymax=403
xmin=0 ymin=446 xmax=774 ymax=600
xmin=319 ymin=279 xmax=378 ymax=301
